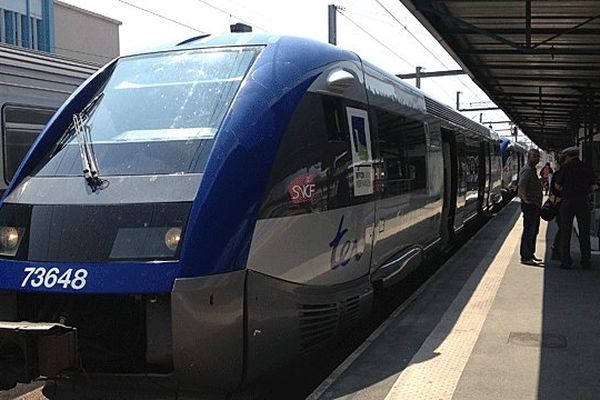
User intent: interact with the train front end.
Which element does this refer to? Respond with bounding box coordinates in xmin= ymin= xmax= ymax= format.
xmin=0 ymin=38 xmax=266 ymax=392
xmin=0 ymin=34 xmax=360 ymax=394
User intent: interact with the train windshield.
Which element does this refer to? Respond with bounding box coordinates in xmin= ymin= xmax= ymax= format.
xmin=34 ymin=46 xmax=261 ymax=177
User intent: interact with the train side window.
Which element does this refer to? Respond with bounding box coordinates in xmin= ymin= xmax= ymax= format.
xmin=2 ymin=105 xmax=55 ymax=184
xmin=373 ymin=108 xmax=427 ymax=198
xmin=465 ymin=137 xmax=480 ymax=193
xmin=259 ymin=93 xmax=369 ymax=219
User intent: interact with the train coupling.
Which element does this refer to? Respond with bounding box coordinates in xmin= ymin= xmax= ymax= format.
xmin=0 ymin=322 xmax=78 ymax=390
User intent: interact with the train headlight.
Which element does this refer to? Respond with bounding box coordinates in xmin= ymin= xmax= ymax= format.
xmin=0 ymin=226 xmax=23 ymax=256
xmin=110 ymin=226 xmax=184 ymax=259
xmin=164 ymin=227 xmax=181 ymax=251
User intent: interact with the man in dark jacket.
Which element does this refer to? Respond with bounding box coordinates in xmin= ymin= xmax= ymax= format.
xmin=555 ymin=146 xmax=596 ymax=269
xmin=518 ymin=149 xmax=542 ymax=265
xmin=549 ymin=154 xmax=566 ymax=261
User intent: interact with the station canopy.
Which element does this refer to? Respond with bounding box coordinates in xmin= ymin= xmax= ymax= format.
xmin=400 ymin=0 xmax=600 ymax=150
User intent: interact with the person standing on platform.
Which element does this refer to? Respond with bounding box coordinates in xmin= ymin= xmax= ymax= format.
xmin=549 ymin=154 xmax=566 ymax=261
xmin=555 ymin=146 xmax=596 ymax=269
xmin=540 ymin=162 xmax=553 ymax=195
xmin=518 ymin=149 xmax=542 ymax=266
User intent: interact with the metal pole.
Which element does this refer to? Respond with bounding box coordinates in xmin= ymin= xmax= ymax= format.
xmin=415 ymin=66 xmax=422 ymax=88
xmin=328 ymin=5 xmax=337 ymax=45
xmin=456 ymin=91 xmax=461 ymax=110
xmin=396 ymin=69 xmax=464 ymax=79
xmin=525 ymin=0 xmax=531 ymax=48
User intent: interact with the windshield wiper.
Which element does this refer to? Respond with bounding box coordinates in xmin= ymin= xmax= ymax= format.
xmin=53 ymin=92 xmax=106 ymax=157
xmin=72 ymin=92 xmax=108 ymax=192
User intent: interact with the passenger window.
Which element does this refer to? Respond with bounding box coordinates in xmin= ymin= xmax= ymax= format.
xmin=373 ymin=108 xmax=427 ymax=198
xmin=2 ymin=105 xmax=55 ymax=184
xmin=259 ymin=93 xmax=370 ymax=219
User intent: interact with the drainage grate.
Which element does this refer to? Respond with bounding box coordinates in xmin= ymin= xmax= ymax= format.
xmin=508 ymin=332 xmax=567 ymax=349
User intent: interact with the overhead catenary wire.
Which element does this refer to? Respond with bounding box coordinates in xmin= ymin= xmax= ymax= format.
xmin=192 ymin=0 xmax=269 ymax=32
xmin=337 ymin=10 xmax=413 ymax=69
xmin=373 ymin=0 xmax=451 ymax=69
xmin=117 ymin=0 xmax=207 ymax=34
xmin=336 ymin=6 xmax=397 ymax=27
xmin=340 ymin=7 xmax=457 ymax=102
xmin=371 ymin=0 xmax=486 ymax=103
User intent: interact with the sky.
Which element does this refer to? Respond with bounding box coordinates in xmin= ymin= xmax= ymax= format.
xmin=59 ymin=0 xmax=522 ymax=140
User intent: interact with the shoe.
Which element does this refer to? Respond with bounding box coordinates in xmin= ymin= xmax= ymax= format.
xmin=532 ymin=255 xmax=542 ymax=262
xmin=521 ymin=259 xmax=539 ymax=266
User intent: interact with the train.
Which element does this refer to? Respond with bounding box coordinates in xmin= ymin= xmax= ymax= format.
xmin=500 ymin=137 xmax=527 ymax=199
xmin=0 ymin=43 xmax=99 ymax=195
xmin=0 ymin=34 xmax=524 ymax=394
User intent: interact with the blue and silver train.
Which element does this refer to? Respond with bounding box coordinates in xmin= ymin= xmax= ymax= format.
xmin=0 ymin=34 xmax=505 ymax=393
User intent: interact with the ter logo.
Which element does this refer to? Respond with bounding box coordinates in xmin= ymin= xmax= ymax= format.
xmin=329 ymin=216 xmax=363 ymax=270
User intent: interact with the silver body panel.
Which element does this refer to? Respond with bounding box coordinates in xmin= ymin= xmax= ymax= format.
xmin=171 ymin=270 xmax=246 ymax=391
xmin=248 ymin=203 xmax=375 ymax=285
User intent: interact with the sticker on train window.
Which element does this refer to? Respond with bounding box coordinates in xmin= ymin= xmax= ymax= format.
xmin=21 ymin=267 xmax=88 ymax=290
xmin=345 ymin=107 xmax=373 ymax=196
xmin=288 ymin=173 xmax=318 ymax=205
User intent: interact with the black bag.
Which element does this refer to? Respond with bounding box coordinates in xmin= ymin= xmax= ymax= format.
xmin=540 ymin=199 xmax=557 ymax=222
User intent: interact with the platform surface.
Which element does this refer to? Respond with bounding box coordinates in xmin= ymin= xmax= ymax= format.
xmin=310 ymin=200 xmax=600 ymax=400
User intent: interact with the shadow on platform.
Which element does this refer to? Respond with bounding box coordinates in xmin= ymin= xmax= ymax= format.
xmin=537 ymin=213 xmax=600 ymax=399
xmin=317 ymin=201 xmax=522 ymax=398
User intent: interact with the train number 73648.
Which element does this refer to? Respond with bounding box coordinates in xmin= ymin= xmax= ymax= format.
xmin=21 ymin=267 xmax=88 ymax=290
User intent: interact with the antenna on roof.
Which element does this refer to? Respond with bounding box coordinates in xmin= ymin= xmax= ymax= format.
xmin=230 ymin=23 xmax=252 ymax=33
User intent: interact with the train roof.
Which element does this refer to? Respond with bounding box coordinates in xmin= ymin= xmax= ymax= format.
xmin=129 ymin=33 xmax=349 ymax=59
xmin=500 ymin=138 xmax=528 ymax=153
xmin=0 ymin=43 xmax=99 ymax=77
xmin=361 ymin=60 xmax=497 ymax=140
xmin=127 ymin=33 xmax=496 ymax=140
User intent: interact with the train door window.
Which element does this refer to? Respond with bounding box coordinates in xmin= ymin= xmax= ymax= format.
xmin=493 ymin=140 xmax=501 ymax=176
xmin=2 ymin=105 xmax=55 ymax=184
xmin=259 ymin=93 xmax=370 ymax=218
xmin=373 ymin=108 xmax=427 ymax=198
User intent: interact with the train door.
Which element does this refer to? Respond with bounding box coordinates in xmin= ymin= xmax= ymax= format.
xmin=369 ymin=108 xmax=433 ymax=284
xmin=441 ymin=129 xmax=457 ymax=243
xmin=454 ymin=132 xmax=467 ymax=230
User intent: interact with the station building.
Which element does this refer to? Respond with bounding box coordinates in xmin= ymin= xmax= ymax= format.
xmin=0 ymin=0 xmax=120 ymax=64
xmin=0 ymin=0 xmax=120 ymax=191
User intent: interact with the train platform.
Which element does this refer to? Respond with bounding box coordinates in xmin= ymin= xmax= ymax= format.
xmin=309 ymin=200 xmax=600 ymax=400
